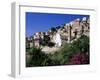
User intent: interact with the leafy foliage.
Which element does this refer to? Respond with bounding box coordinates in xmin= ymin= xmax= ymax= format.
xmin=69 ymin=53 xmax=89 ymax=64
xmin=26 ymin=35 xmax=89 ymax=67
xmin=72 ymin=35 xmax=89 ymax=53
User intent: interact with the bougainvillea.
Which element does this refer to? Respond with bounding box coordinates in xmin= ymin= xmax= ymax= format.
xmin=69 ymin=53 xmax=89 ymax=65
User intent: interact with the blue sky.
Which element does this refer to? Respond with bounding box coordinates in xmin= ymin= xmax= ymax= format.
xmin=26 ymin=12 xmax=89 ymax=37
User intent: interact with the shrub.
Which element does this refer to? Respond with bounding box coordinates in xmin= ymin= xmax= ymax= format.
xmin=26 ymin=35 xmax=89 ymax=66
xmin=72 ymin=35 xmax=89 ymax=53
xmin=69 ymin=53 xmax=89 ymax=65
xmin=26 ymin=46 xmax=50 ymax=66
xmin=55 ymin=35 xmax=89 ymax=65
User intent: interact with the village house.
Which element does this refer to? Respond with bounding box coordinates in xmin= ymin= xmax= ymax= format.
xmin=33 ymin=32 xmax=40 ymax=47
xmin=26 ymin=36 xmax=33 ymax=49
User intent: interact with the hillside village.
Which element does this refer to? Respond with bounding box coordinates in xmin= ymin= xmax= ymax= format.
xmin=26 ymin=17 xmax=89 ymax=54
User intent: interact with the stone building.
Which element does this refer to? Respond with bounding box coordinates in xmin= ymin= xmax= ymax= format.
xmin=33 ymin=32 xmax=40 ymax=47
xmin=57 ymin=17 xmax=89 ymax=44
xmin=26 ymin=36 xmax=33 ymax=48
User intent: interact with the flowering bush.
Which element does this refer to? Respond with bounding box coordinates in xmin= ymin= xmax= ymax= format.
xmin=26 ymin=35 xmax=89 ymax=67
xmin=69 ymin=53 xmax=89 ymax=65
